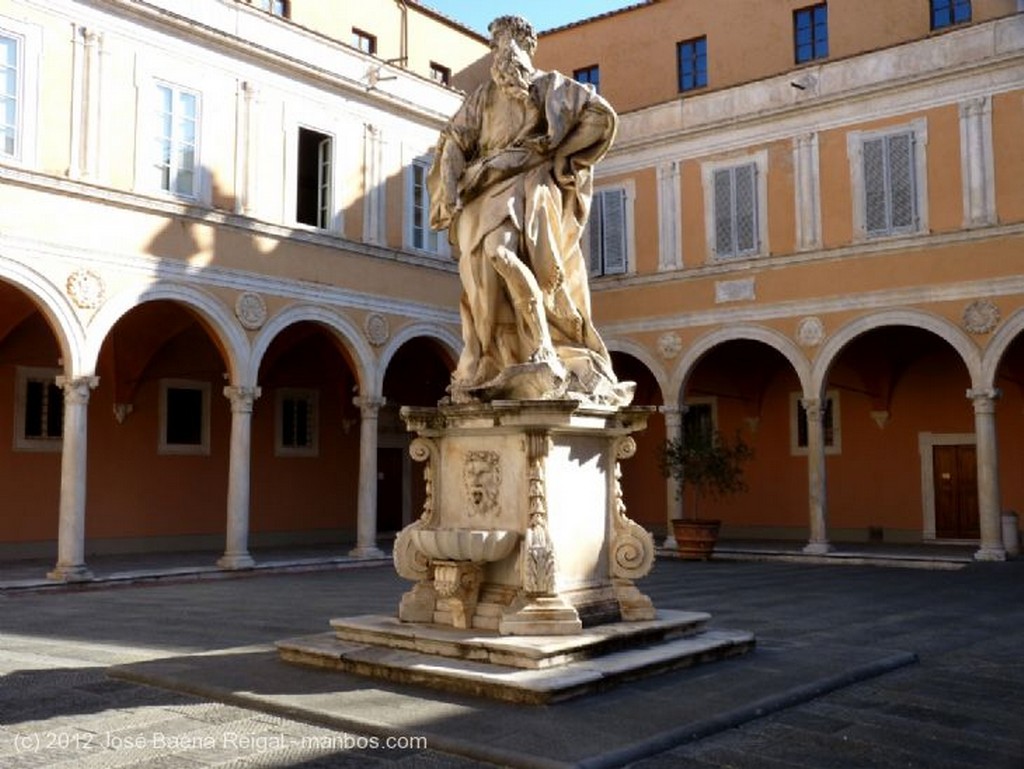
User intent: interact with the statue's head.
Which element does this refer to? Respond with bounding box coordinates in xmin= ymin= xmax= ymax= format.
xmin=487 ymin=15 xmax=537 ymax=56
xmin=488 ymin=16 xmax=536 ymax=99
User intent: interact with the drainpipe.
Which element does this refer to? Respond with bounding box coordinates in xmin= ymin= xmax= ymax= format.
xmin=396 ymin=0 xmax=408 ymax=68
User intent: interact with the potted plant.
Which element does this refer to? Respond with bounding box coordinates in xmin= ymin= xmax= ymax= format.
xmin=660 ymin=428 xmax=754 ymax=559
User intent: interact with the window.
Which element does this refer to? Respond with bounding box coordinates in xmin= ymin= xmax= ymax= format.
xmin=14 ymin=367 xmax=62 ymax=452
xmin=408 ymin=157 xmax=442 ymax=254
xmin=931 ymin=0 xmax=970 ymax=30
xmin=587 ymin=187 xmax=628 ymax=277
xmin=1 ymin=33 xmax=18 ymax=157
xmin=573 ymin=65 xmax=600 ymax=93
xmin=713 ymin=164 xmax=757 ymax=258
xmin=794 ymin=4 xmax=828 ymax=64
xmin=154 ymin=83 xmax=199 ymax=197
xmin=296 ymin=127 xmax=332 ymax=229
xmin=276 ymin=389 xmax=318 ymax=456
xmin=683 ymin=399 xmax=717 ymax=449
xmin=677 ymin=37 xmax=707 ymax=93
xmin=430 ymin=62 xmax=451 ymax=86
xmin=791 ymin=391 xmax=841 ymax=455
xmin=159 ymin=379 xmax=210 ymax=455
xmin=353 ymin=28 xmax=376 ymax=55
xmin=250 ymin=0 xmax=289 ymax=16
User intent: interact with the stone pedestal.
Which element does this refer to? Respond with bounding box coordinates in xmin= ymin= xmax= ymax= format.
xmin=391 ymin=401 xmax=657 ymax=635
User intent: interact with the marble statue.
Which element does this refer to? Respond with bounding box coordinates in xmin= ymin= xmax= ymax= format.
xmin=428 ymin=15 xmax=633 ymax=407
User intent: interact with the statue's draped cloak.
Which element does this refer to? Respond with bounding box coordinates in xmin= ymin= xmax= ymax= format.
xmin=428 ymin=70 xmax=631 ymax=405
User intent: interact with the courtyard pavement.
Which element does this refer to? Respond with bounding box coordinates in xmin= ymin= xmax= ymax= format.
xmin=0 ymin=553 xmax=1021 ymax=768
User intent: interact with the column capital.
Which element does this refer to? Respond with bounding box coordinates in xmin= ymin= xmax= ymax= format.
xmin=800 ymin=397 xmax=823 ymax=422
xmin=353 ymin=395 xmax=386 ymax=418
xmin=223 ymin=385 xmax=261 ymax=413
xmin=56 ymin=376 xmax=99 ymax=405
xmin=966 ymin=387 xmax=1000 ymax=412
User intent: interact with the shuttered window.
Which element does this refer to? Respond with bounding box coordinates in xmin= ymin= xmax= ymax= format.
xmin=588 ymin=187 xmax=628 ymax=277
xmin=713 ymin=163 xmax=758 ymax=258
xmin=862 ymin=132 xmax=917 ymax=236
xmin=0 ymin=34 xmax=18 ymax=157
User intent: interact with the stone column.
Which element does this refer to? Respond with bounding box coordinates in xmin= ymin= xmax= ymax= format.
xmin=48 ymin=376 xmax=98 ymax=582
xmin=968 ymin=388 xmax=1006 ymax=561
xmin=801 ymin=397 xmax=833 ymax=554
xmin=661 ymin=405 xmax=685 ymax=548
xmin=349 ymin=396 xmax=386 ymax=558
xmin=218 ymin=386 xmax=260 ymax=569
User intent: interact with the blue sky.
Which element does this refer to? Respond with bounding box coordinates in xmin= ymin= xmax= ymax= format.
xmin=421 ymin=1 xmax=644 ymax=36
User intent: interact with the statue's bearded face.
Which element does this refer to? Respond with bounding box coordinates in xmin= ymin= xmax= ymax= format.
xmin=491 ymin=34 xmax=533 ymax=101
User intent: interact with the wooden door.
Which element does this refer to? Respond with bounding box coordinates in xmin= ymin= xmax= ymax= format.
xmin=933 ymin=445 xmax=979 ymax=539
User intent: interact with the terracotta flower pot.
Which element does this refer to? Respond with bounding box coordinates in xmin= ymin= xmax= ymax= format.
xmin=671 ymin=519 xmax=721 ymax=560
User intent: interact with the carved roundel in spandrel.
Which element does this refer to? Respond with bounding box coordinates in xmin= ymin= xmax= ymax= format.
xmin=235 ymin=292 xmax=267 ymax=330
xmin=962 ymin=299 xmax=999 ymax=335
xmin=66 ymin=269 xmax=105 ymax=309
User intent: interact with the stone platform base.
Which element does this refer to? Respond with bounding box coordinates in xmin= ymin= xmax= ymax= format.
xmin=277 ymin=610 xmax=754 ymax=704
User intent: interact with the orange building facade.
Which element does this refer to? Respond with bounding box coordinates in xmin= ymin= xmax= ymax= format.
xmin=0 ymin=0 xmax=1022 ymax=579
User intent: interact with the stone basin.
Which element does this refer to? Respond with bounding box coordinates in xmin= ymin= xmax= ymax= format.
xmin=410 ymin=528 xmax=519 ymax=562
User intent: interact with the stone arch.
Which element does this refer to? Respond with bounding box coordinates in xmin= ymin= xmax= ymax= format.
xmin=980 ymin=306 xmax=1024 ymax=389
xmin=669 ymin=324 xmax=812 ymax=405
xmin=813 ymin=309 xmax=982 ymax=397
xmin=85 ymin=282 xmax=248 ymax=384
xmin=374 ymin=322 xmax=460 ymax=396
xmin=0 ymin=257 xmax=83 ymax=374
xmin=605 ymin=337 xmax=671 ymax=405
xmin=249 ymin=304 xmax=375 ymax=396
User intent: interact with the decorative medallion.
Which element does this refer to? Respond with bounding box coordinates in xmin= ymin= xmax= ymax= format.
xmin=234 ymin=292 xmax=267 ymax=330
xmin=65 ymin=268 xmax=105 ymax=309
xmin=962 ymin=299 xmax=999 ymax=335
xmin=657 ymin=332 xmax=682 ymax=359
xmin=463 ymin=450 xmax=501 ymax=518
xmin=364 ymin=312 xmax=390 ymax=346
xmin=796 ymin=316 xmax=825 ymax=347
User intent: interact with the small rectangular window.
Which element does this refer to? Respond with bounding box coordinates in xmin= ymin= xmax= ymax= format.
xmin=573 ymin=65 xmax=600 ymax=93
xmin=794 ymin=4 xmax=828 ymax=64
xmin=588 ymin=187 xmax=628 ymax=277
xmin=410 ymin=157 xmax=441 ymax=254
xmin=713 ymin=163 xmax=758 ymax=258
xmin=430 ymin=62 xmax=451 ymax=86
xmin=792 ymin=392 xmax=841 ymax=455
xmin=296 ymin=127 xmax=332 ymax=229
xmin=683 ymin=400 xmax=716 ymax=449
xmin=14 ymin=367 xmax=63 ymax=452
xmin=250 ymin=0 xmax=289 ymax=16
xmin=159 ymin=379 xmax=210 ymax=455
xmin=677 ymin=36 xmax=707 ymax=93
xmin=931 ymin=0 xmax=971 ymax=30
xmin=154 ymin=83 xmax=199 ymax=197
xmin=0 ymin=33 xmax=19 ymax=157
xmin=353 ymin=28 xmax=377 ymax=55
xmin=276 ymin=388 xmax=318 ymax=456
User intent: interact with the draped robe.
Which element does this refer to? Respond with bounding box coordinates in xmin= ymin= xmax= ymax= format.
xmin=428 ymin=70 xmax=633 ymax=406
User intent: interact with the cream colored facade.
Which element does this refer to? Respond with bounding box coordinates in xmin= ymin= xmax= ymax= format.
xmin=1 ymin=0 xmax=1022 ymax=579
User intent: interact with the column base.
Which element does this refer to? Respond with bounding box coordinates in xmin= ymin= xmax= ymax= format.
xmin=662 ymin=534 xmax=677 ymax=550
xmin=217 ymin=553 xmax=255 ymax=570
xmin=348 ymin=545 xmax=386 ymax=559
xmin=47 ymin=564 xmax=93 ymax=582
xmin=498 ymin=595 xmax=583 ymax=636
xmin=973 ymin=546 xmax=1006 ymax=562
xmin=802 ymin=541 xmax=834 ymax=555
